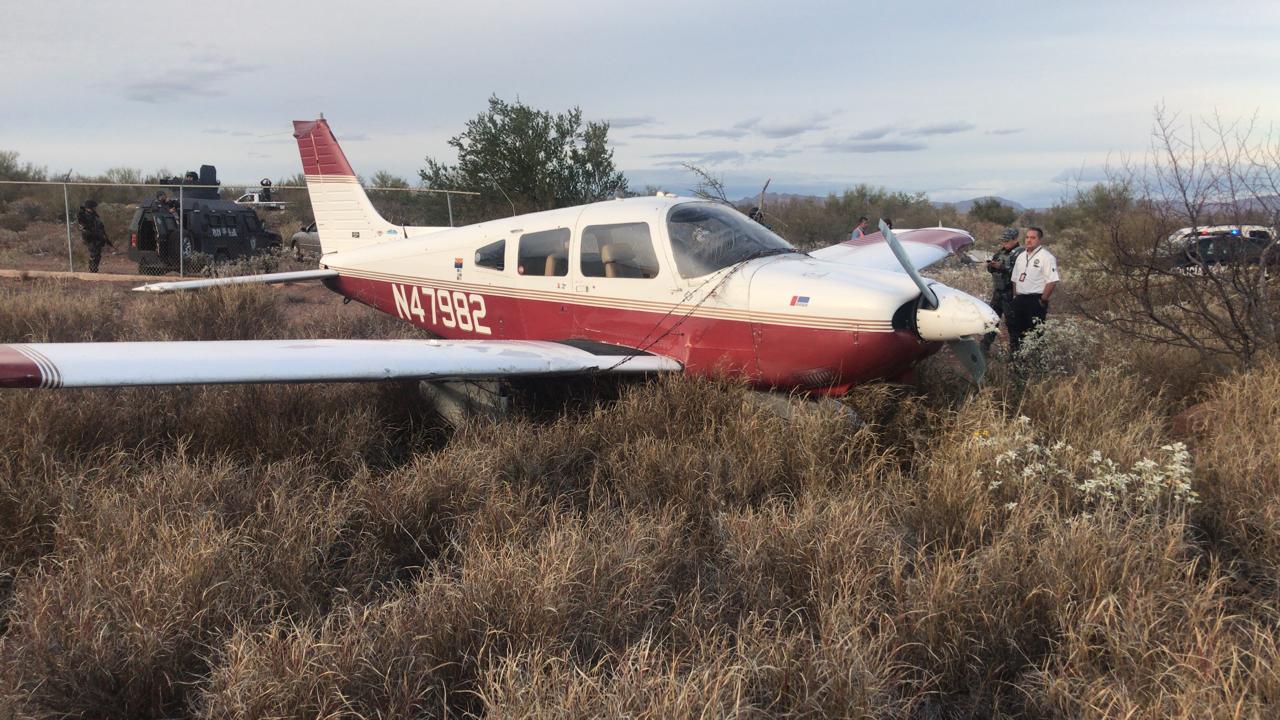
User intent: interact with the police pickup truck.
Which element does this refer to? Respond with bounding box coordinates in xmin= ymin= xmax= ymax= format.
xmin=233 ymin=192 xmax=288 ymax=211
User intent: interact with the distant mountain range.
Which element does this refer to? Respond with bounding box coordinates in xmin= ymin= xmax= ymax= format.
xmin=934 ymin=196 xmax=1027 ymax=213
xmin=738 ymin=192 xmax=1030 ymax=213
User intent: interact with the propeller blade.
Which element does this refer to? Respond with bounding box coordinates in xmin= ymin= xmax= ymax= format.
xmin=946 ymin=337 xmax=987 ymax=383
xmin=879 ymin=219 xmax=939 ymax=309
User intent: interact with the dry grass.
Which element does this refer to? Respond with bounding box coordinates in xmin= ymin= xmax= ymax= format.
xmin=0 ymin=279 xmax=1278 ymax=717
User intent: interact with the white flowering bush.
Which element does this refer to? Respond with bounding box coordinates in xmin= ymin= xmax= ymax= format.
xmin=970 ymin=415 xmax=1197 ymax=516
xmin=1013 ymin=317 xmax=1100 ymax=377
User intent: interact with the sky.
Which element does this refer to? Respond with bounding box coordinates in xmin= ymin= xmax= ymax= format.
xmin=2 ymin=0 xmax=1277 ymax=208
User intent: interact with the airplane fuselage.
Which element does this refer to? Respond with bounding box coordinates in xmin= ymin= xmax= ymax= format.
xmin=317 ymin=195 xmax=938 ymax=395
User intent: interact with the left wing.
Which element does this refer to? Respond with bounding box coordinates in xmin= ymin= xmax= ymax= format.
xmin=0 ymin=339 xmax=680 ymax=389
xmin=133 ymin=269 xmax=339 ymax=293
xmin=809 ymin=228 xmax=974 ymax=272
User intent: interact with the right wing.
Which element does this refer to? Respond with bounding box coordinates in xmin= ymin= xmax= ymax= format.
xmin=0 ymin=339 xmax=679 ymax=389
xmin=809 ymin=227 xmax=974 ymax=272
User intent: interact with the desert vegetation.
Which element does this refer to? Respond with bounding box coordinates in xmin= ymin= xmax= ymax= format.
xmin=0 ymin=273 xmax=1278 ymax=718
xmin=3 ymin=108 xmax=1280 ymax=717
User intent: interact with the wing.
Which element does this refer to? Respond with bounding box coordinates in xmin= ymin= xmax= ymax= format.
xmin=133 ymin=269 xmax=339 ymax=293
xmin=0 ymin=339 xmax=679 ymax=389
xmin=809 ymin=228 xmax=974 ymax=272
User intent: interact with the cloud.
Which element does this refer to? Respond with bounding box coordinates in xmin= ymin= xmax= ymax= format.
xmin=756 ymin=121 xmax=826 ymax=139
xmin=650 ymin=150 xmax=746 ymax=167
xmin=1051 ymin=164 xmax=1110 ymax=183
xmin=905 ymin=121 xmax=975 ymax=137
xmin=338 ymin=133 xmax=371 ymax=141
xmin=986 ymin=128 xmax=1024 ymax=136
xmin=730 ymin=114 xmax=830 ymax=139
xmin=122 ymin=54 xmax=260 ymax=103
xmin=125 ymin=80 xmax=226 ymax=103
xmin=698 ymin=127 xmax=751 ymax=139
xmin=817 ymin=139 xmax=927 ymax=153
xmin=751 ymin=147 xmax=800 ymax=160
xmin=850 ymin=126 xmax=895 ymax=141
xmin=634 ymin=127 xmax=750 ymax=140
xmin=606 ymin=116 xmax=656 ymax=129
xmin=201 ymin=128 xmax=255 ymax=137
xmin=635 ymin=131 xmax=696 ymax=140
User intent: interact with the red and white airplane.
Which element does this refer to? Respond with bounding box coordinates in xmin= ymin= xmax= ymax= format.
xmin=0 ymin=119 xmax=996 ymax=396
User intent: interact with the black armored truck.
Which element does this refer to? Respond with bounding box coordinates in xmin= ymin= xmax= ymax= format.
xmin=127 ymin=165 xmax=282 ymax=274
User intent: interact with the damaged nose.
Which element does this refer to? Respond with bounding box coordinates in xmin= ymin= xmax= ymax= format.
xmin=915 ymin=286 xmax=999 ymax=341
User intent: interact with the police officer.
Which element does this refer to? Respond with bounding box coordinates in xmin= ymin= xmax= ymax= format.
xmin=75 ymin=199 xmax=113 ymax=273
xmin=982 ymin=227 xmax=1023 ymax=353
xmin=1008 ymin=226 xmax=1060 ymax=354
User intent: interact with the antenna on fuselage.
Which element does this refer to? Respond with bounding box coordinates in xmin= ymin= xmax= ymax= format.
xmin=486 ymin=171 xmax=517 ymax=217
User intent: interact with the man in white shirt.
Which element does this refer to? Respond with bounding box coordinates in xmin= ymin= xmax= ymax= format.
xmin=1008 ymin=226 xmax=1060 ymax=353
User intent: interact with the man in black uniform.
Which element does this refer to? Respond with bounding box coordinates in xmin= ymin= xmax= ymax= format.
xmin=75 ymin=199 xmax=112 ymax=273
xmin=982 ymin=227 xmax=1023 ymax=354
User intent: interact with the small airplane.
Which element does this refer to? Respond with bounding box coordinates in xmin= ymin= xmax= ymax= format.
xmin=0 ymin=119 xmax=997 ymax=402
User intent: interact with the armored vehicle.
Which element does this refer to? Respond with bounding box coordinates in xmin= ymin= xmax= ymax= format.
xmin=127 ymin=165 xmax=282 ymax=274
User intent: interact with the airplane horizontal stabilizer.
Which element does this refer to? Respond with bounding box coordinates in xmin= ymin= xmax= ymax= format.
xmin=0 ymin=339 xmax=681 ymax=389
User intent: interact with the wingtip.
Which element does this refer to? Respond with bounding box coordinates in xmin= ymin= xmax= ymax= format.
xmin=0 ymin=345 xmax=47 ymax=388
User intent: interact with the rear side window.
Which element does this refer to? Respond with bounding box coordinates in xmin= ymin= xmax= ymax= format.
xmin=517 ymin=228 xmax=569 ymax=277
xmin=580 ymin=222 xmax=659 ymax=279
xmin=476 ymin=239 xmax=505 ymax=271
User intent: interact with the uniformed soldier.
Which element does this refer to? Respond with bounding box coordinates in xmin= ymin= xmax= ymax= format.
xmin=1008 ymin=226 xmax=1060 ymax=354
xmin=75 ymin=199 xmax=113 ymax=273
xmin=982 ymin=227 xmax=1023 ymax=353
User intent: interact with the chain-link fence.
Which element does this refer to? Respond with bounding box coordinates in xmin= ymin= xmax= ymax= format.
xmin=0 ymin=179 xmax=481 ymax=277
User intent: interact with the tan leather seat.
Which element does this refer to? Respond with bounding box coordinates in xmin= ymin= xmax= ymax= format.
xmin=600 ymin=243 xmax=635 ymax=278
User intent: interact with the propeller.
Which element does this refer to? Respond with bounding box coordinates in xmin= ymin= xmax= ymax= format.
xmin=880 ymin=220 xmax=938 ymax=310
xmin=878 ymin=219 xmax=989 ymax=383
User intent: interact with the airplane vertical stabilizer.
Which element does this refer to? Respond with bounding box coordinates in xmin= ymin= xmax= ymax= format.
xmin=293 ymin=118 xmax=401 ymax=255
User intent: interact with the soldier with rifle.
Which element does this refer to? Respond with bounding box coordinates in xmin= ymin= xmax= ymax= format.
xmin=75 ymin=199 xmax=114 ymax=273
xmin=982 ymin=227 xmax=1023 ymax=354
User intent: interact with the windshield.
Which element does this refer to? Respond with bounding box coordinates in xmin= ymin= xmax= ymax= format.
xmin=667 ymin=203 xmax=796 ymax=278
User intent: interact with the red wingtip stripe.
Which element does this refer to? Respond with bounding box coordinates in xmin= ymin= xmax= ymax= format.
xmin=0 ymin=345 xmax=44 ymax=389
xmin=293 ymin=118 xmax=356 ymax=177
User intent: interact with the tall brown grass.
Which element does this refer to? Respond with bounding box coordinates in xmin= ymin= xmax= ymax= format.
xmin=0 ymin=279 xmax=1278 ymax=717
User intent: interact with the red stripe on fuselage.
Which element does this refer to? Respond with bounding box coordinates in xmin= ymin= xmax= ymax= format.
xmin=0 ymin=346 xmax=43 ymax=388
xmin=328 ymin=275 xmax=935 ymax=393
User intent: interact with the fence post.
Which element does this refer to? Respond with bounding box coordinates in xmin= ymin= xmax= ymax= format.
xmin=446 ymin=193 xmax=454 ymax=227
xmin=178 ymin=184 xmax=184 ymax=278
xmin=63 ymin=183 xmax=74 ymax=272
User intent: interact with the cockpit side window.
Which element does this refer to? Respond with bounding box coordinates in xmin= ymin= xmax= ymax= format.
xmin=475 ymin=239 xmax=506 ymax=271
xmin=667 ymin=203 xmax=794 ymax=278
xmin=517 ymin=228 xmax=569 ymax=277
xmin=580 ymin=223 xmax=659 ymax=279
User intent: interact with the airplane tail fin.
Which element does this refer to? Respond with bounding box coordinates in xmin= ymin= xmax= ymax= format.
xmin=292 ymin=118 xmax=401 ymax=255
